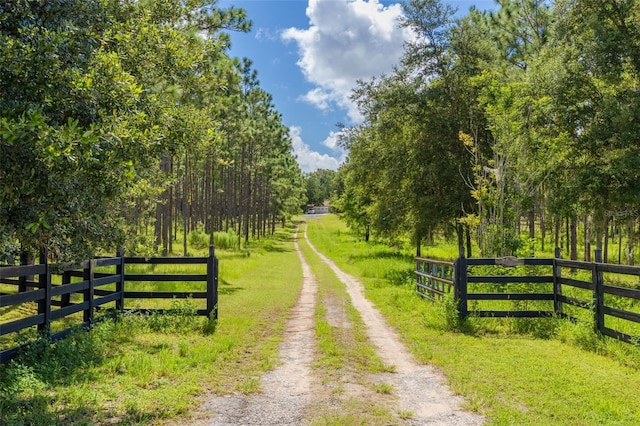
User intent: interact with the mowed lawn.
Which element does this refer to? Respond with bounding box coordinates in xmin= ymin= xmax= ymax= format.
xmin=305 ymin=214 xmax=640 ymax=425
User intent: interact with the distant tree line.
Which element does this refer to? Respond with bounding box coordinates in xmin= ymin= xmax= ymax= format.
xmin=304 ymin=169 xmax=336 ymax=207
xmin=334 ymin=0 xmax=640 ymax=263
xmin=0 ymin=0 xmax=305 ymax=263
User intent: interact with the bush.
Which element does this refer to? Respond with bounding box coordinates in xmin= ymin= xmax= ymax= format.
xmin=188 ymin=228 xmax=210 ymax=250
xmin=213 ymin=229 xmax=240 ymax=250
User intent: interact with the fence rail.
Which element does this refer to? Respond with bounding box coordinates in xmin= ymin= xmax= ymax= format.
xmin=0 ymin=246 xmax=218 ymax=363
xmin=415 ymin=257 xmax=454 ymax=300
xmin=415 ymin=247 xmax=640 ymax=346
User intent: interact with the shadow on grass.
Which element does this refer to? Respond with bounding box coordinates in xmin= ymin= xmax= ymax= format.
xmin=0 ymin=393 xmax=110 ymax=425
xmin=0 ymin=328 xmax=115 ymax=424
xmin=261 ymin=243 xmax=293 ymax=254
xmin=347 ymin=250 xmax=414 ymax=263
xmin=244 ymin=240 xmax=294 ymax=254
xmin=218 ymin=279 xmax=243 ymax=295
xmin=383 ymin=268 xmax=417 ymax=286
xmin=0 ymin=312 xmax=212 ymax=425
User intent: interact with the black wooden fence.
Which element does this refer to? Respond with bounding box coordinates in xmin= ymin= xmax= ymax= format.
xmin=0 ymin=246 xmax=218 ymax=363
xmin=416 ymin=248 xmax=640 ymax=345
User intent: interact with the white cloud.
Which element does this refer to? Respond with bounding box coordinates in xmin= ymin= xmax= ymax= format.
xmin=322 ymin=130 xmax=345 ymax=152
xmin=301 ymin=88 xmax=332 ymax=111
xmin=290 ymin=126 xmax=346 ymax=173
xmin=255 ymin=27 xmax=280 ymax=42
xmin=282 ymin=0 xmax=412 ymax=122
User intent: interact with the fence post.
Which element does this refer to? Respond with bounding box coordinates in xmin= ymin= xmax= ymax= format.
xmin=18 ymin=250 xmax=30 ymax=293
xmin=455 ymin=246 xmax=468 ymax=320
xmin=61 ymin=270 xmax=71 ymax=307
xmin=593 ymin=248 xmax=604 ymax=334
xmin=116 ymin=248 xmax=125 ymax=313
xmin=415 ymin=258 xmax=419 ymax=295
xmin=207 ymin=245 xmax=218 ymax=320
xmin=37 ymin=246 xmax=51 ymax=334
xmin=83 ymin=259 xmax=95 ymax=325
xmin=553 ymin=247 xmax=563 ymax=317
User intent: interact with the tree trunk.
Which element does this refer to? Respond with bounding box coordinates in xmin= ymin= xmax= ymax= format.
xmin=540 ymin=192 xmax=546 ymax=252
xmin=183 ymin=156 xmax=189 ymax=257
xmin=627 ymin=219 xmax=635 ymax=266
xmin=570 ymin=216 xmax=578 ymax=262
xmin=565 ymin=216 xmax=569 ymax=256
xmin=603 ymin=216 xmax=610 ymax=263
xmin=618 ymin=219 xmax=623 ymax=264
xmin=584 ymin=215 xmax=591 ymax=262
xmin=456 ymin=222 xmax=464 ymax=256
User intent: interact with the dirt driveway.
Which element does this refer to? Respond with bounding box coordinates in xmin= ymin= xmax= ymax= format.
xmin=192 ymin=225 xmax=483 ymax=425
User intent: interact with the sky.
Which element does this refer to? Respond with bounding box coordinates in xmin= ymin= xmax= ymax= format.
xmin=217 ymin=0 xmax=499 ymax=173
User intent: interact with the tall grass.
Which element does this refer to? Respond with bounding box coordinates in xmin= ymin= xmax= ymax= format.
xmin=186 ymin=227 xmax=241 ymax=251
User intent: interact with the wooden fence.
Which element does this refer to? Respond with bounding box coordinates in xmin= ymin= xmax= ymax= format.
xmin=416 ymin=248 xmax=640 ymax=345
xmin=0 ymin=246 xmax=218 ymax=363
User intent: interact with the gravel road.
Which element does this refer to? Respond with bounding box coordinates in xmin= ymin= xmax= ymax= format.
xmin=192 ymin=225 xmax=484 ymax=425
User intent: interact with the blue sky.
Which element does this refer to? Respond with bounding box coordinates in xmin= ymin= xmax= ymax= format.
xmin=218 ymin=0 xmax=498 ymax=173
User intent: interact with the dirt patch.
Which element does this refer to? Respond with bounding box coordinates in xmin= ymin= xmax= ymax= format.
xmin=323 ymin=295 xmax=352 ymax=330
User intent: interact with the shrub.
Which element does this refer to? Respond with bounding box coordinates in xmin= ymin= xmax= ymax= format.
xmin=188 ymin=228 xmax=210 ymax=250
xmin=213 ymin=229 xmax=240 ymax=250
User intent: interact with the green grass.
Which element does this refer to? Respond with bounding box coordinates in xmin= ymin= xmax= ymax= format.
xmin=0 ymin=223 xmax=303 ymax=425
xmin=306 ymin=214 xmax=640 ymax=425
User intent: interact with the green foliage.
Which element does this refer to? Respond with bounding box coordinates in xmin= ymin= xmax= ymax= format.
xmin=203 ymin=306 xmax=218 ymax=335
xmin=0 ymin=0 xmax=304 ymax=262
xmin=145 ymin=298 xmax=199 ymax=333
xmin=304 ymin=168 xmax=336 ymax=206
xmin=337 ymin=0 xmax=640 ymax=259
xmin=556 ymin=318 xmax=602 ymax=353
xmin=440 ymin=291 xmax=465 ymax=332
xmin=188 ymin=227 xmax=210 ymax=250
xmin=213 ymin=229 xmax=240 ymax=250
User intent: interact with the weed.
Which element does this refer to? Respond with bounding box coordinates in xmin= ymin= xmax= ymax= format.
xmin=238 ymin=376 xmax=260 ymax=393
xmin=397 ymin=410 xmax=414 ymax=419
xmin=213 ymin=229 xmax=241 ymax=250
xmin=203 ymin=305 xmax=218 ymax=335
xmin=556 ymin=317 xmax=602 ymax=352
xmin=374 ymin=383 xmax=394 ymax=394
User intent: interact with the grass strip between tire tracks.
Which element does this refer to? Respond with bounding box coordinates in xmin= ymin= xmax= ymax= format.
xmin=296 ymin=222 xmax=401 ymax=425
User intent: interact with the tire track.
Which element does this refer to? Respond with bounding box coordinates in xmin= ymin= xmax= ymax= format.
xmin=304 ymin=228 xmax=484 ymax=425
xmin=195 ymin=228 xmax=317 ymax=425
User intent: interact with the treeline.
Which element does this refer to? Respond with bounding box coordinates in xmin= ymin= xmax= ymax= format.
xmin=334 ymin=0 xmax=640 ymax=263
xmin=0 ymin=0 xmax=304 ymax=263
